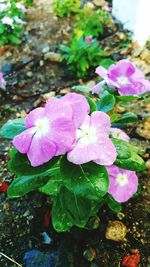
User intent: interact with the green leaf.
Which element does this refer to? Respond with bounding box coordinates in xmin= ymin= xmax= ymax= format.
xmin=112 ymin=138 xmax=131 ymax=159
xmin=105 ymin=194 xmax=122 ymax=212
xmin=39 ymin=166 xmax=62 ymax=196
xmin=72 ymin=85 xmax=89 ymax=93
xmin=0 ymin=23 xmax=5 ymax=34
xmin=0 ymin=118 xmax=26 ymax=139
xmin=86 ymin=96 xmax=97 ymax=113
xmin=117 ymin=95 xmax=139 ymax=102
xmin=97 ymin=92 xmax=115 ymax=112
xmin=52 ymin=186 xmax=93 ymax=232
xmin=60 ymin=157 xmax=109 ymax=201
xmin=115 ymin=153 xmax=145 ymax=172
xmin=99 ymin=58 xmax=115 ymax=69
xmin=112 ymin=138 xmax=146 ymax=171
xmin=116 ymin=112 xmax=138 ymax=124
xmin=7 ymin=172 xmax=50 ymax=198
xmin=8 ymin=34 xmax=21 ymax=45
xmin=8 ymin=148 xmax=59 ymax=176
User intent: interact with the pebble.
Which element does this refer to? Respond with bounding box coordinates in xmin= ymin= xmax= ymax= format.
xmin=83 ymin=248 xmax=96 ymax=262
xmin=42 ymin=46 xmax=50 ymax=54
xmin=44 ymin=52 xmax=62 ymax=62
xmin=60 ymin=88 xmax=71 ymax=95
xmin=42 ymin=91 xmax=56 ymax=100
xmin=26 ymin=71 xmax=33 ymax=78
xmin=105 ymin=220 xmax=127 ymax=241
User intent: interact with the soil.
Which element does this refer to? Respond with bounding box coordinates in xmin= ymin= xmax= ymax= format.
xmin=0 ymin=1 xmax=150 ymax=266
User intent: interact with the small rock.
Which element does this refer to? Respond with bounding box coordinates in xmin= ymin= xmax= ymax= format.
xmin=26 ymin=71 xmax=33 ymax=78
xmin=42 ymin=46 xmax=50 ymax=54
xmin=121 ymin=252 xmax=140 ymax=267
xmin=93 ymin=0 xmax=107 ymax=7
xmin=39 ymin=60 xmax=44 ymax=66
xmin=44 ymin=52 xmax=62 ymax=62
xmin=83 ymin=248 xmax=96 ymax=262
xmin=42 ymin=91 xmax=56 ymax=100
xmin=60 ymin=88 xmax=71 ymax=95
xmin=86 ymin=80 xmax=96 ymax=89
xmin=105 ymin=220 xmax=127 ymax=241
xmin=41 ymin=232 xmax=52 ymax=244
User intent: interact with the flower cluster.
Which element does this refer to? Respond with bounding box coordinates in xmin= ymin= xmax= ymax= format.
xmin=12 ymin=93 xmax=140 ymax=204
xmin=0 ymin=72 xmax=6 ymax=89
xmin=92 ymin=59 xmax=150 ymax=96
xmin=13 ymin=93 xmax=116 ymax=167
xmin=0 ymin=0 xmax=26 ymax=45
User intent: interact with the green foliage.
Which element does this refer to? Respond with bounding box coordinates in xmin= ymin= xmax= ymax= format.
xmin=0 ymin=118 xmax=26 ymax=139
xmin=53 ymin=0 xmax=80 ymax=17
xmin=74 ymin=7 xmax=111 ymax=38
xmin=97 ymin=91 xmax=116 ymax=112
xmin=112 ymin=138 xmax=146 ymax=171
xmin=60 ymin=36 xmax=107 ymax=78
xmin=8 ymin=148 xmax=59 ymax=176
xmin=105 ymin=194 xmax=122 ymax=212
xmin=52 ymin=186 xmax=93 ymax=232
xmin=0 ymin=0 xmax=26 ymax=46
xmin=86 ymin=96 xmax=97 ymax=113
xmin=60 ymin=156 xmax=109 ymax=201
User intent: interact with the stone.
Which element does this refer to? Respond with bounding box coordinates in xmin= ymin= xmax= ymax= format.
xmin=42 ymin=91 xmax=56 ymax=100
xmin=26 ymin=71 xmax=33 ymax=78
xmin=105 ymin=220 xmax=127 ymax=241
xmin=83 ymin=248 xmax=96 ymax=262
xmin=44 ymin=52 xmax=62 ymax=62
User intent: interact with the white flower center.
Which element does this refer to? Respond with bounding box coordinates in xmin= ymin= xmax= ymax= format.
xmin=76 ymin=124 xmax=97 ymax=147
xmin=117 ymin=76 xmax=129 ymax=85
xmin=116 ymin=173 xmax=128 ymax=186
xmin=35 ymin=117 xmax=50 ymax=136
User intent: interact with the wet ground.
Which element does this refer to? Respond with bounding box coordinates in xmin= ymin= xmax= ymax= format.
xmin=0 ymin=0 xmax=150 ymax=266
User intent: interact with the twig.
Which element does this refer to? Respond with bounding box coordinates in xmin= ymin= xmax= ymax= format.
xmin=0 ymin=252 xmax=22 ymax=267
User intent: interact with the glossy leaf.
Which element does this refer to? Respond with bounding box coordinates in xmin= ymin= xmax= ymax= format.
xmin=52 ymin=186 xmax=92 ymax=232
xmin=116 ymin=112 xmax=138 ymax=124
xmin=106 ymin=194 xmax=122 ymax=212
xmin=115 ymin=153 xmax=145 ymax=172
xmin=39 ymin=166 xmax=62 ymax=196
xmin=86 ymin=96 xmax=97 ymax=113
xmin=112 ymin=138 xmax=131 ymax=159
xmin=7 ymin=172 xmax=50 ymax=198
xmin=8 ymin=148 xmax=59 ymax=176
xmin=97 ymin=92 xmax=115 ymax=112
xmin=60 ymin=157 xmax=109 ymax=200
xmin=0 ymin=118 xmax=26 ymax=139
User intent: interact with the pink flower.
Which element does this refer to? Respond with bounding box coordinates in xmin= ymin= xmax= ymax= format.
xmin=61 ymin=93 xmax=90 ymax=128
xmin=16 ymin=3 xmax=27 ymax=12
xmin=67 ymin=111 xmax=117 ymax=165
xmin=14 ymin=16 xmax=26 ymax=25
xmin=110 ymin=128 xmax=130 ymax=142
xmin=102 ymin=5 xmax=112 ymax=12
xmin=13 ymin=97 xmax=76 ymax=166
xmin=0 ymin=72 xmax=6 ymax=89
xmin=107 ymin=165 xmax=138 ymax=203
xmin=13 ymin=93 xmax=89 ymax=167
xmin=1 ymin=16 xmax=13 ymax=27
xmin=85 ymin=36 xmax=93 ymax=44
xmin=92 ymin=59 xmax=150 ymax=96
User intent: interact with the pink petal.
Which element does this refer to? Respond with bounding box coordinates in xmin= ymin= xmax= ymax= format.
xmin=91 ymin=81 xmax=105 ymax=94
xmin=25 ymin=108 xmax=45 ymax=128
xmin=27 ymin=134 xmax=56 ymax=167
xmin=95 ymin=66 xmax=108 ymax=79
xmin=91 ymin=111 xmax=111 ymax=135
xmin=45 ymin=96 xmax=73 ymax=122
xmin=67 ymin=143 xmax=99 ymax=165
xmin=50 ymin=118 xmax=76 ymax=155
xmin=12 ymin=128 xmax=36 ymax=153
xmin=94 ymin=137 xmax=117 ymax=166
xmin=62 ymin=93 xmax=90 ymax=128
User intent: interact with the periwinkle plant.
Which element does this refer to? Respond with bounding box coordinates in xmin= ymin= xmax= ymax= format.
xmin=0 ymin=59 xmax=149 ymax=232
